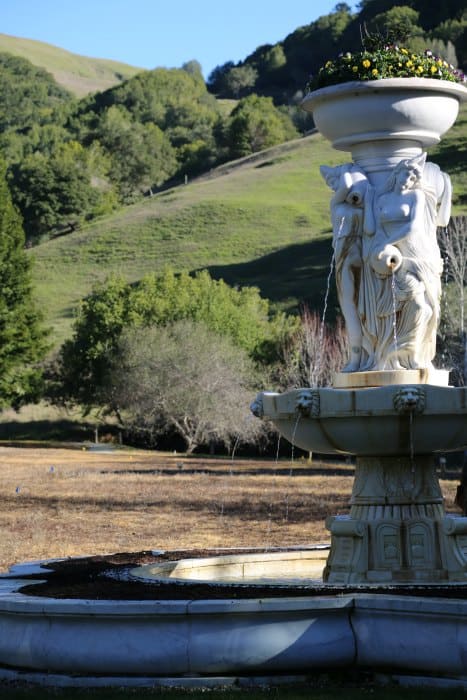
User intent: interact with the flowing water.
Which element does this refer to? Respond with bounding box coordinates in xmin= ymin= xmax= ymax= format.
xmin=312 ymin=250 xmax=335 ymax=385
xmin=391 ymin=270 xmax=399 ymax=367
xmin=284 ymin=414 xmax=302 ymax=522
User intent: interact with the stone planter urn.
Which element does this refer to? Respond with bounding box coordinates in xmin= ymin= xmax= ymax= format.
xmin=301 ymin=78 xmax=466 ymax=177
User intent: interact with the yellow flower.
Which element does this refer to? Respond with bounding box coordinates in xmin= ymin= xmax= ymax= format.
xmin=416 ymin=66 xmax=424 ymax=73
xmin=430 ymin=65 xmax=438 ymax=74
xmin=362 ymin=59 xmax=371 ymax=68
xmin=352 ymin=65 xmax=358 ymax=72
xmin=407 ymin=60 xmax=413 ymax=67
xmin=401 ymin=48 xmax=408 ymax=54
xmin=371 ymin=68 xmax=378 ymax=76
xmin=325 ymin=60 xmax=333 ymax=68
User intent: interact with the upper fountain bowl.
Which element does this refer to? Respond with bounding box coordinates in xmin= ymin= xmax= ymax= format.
xmin=252 ymin=385 xmax=467 ymax=457
xmin=301 ymin=78 xmax=467 ymax=152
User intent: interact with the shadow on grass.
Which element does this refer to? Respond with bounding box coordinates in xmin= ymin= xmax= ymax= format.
xmin=0 ymin=419 xmax=95 ymax=442
xmin=2 ymin=677 xmax=467 ymax=700
xmin=3 ymin=493 xmax=349 ymax=524
xmin=200 ymin=237 xmax=338 ymax=315
xmin=99 ymin=465 xmax=356 ymax=478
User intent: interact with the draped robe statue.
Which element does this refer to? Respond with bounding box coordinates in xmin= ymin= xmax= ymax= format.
xmin=321 ymin=154 xmax=451 ymax=372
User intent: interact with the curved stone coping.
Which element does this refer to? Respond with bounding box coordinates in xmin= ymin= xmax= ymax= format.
xmin=0 ymin=573 xmax=356 ymax=679
xmin=131 ymin=549 xmax=327 ymax=585
xmin=1 ymin=553 xmax=467 ymax=685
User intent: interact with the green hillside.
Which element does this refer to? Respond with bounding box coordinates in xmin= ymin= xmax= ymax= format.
xmin=30 ymin=132 xmax=342 ymax=345
xmin=30 ymin=101 xmax=467 ymax=348
xmin=0 ymin=33 xmax=142 ymax=96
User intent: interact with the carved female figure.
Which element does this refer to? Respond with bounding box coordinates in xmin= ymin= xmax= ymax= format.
xmin=365 ymin=154 xmax=446 ymax=370
xmin=320 ymin=164 xmax=369 ymax=371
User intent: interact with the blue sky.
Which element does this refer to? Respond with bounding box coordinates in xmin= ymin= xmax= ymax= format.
xmin=1 ymin=0 xmax=359 ymax=78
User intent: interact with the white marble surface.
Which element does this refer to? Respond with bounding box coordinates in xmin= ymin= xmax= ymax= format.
xmin=1 ymin=559 xmax=467 ymax=685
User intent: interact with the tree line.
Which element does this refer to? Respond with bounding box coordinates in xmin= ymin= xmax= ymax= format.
xmin=0 ymin=160 xmax=465 ymax=452
xmin=0 ymin=55 xmax=297 ymax=245
xmin=0 ymin=158 xmax=350 ymax=452
xmin=208 ymin=1 xmax=466 ymax=103
xmin=0 ymin=1 xmax=464 ymax=244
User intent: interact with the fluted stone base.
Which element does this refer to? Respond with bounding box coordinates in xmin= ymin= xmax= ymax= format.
xmin=324 ymin=455 xmax=467 ymax=584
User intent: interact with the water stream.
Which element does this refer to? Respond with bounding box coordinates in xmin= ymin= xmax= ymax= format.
xmin=284 ymin=414 xmax=301 ymax=522
xmin=391 ymin=270 xmax=399 ymax=365
xmin=312 ymin=250 xmax=335 ymax=385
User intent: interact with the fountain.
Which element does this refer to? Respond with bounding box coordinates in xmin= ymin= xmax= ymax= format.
xmin=253 ymin=77 xmax=467 ymax=585
xmin=0 ymin=76 xmax=466 ymax=689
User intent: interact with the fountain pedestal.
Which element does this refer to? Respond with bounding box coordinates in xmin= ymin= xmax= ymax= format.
xmin=326 ymin=454 xmax=467 ymax=584
xmin=252 ymin=379 xmax=467 ymax=585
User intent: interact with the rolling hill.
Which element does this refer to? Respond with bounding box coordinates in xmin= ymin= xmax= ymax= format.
xmin=30 ymin=100 xmax=467 ymax=348
xmin=0 ymin=33 xmax=142 ymax=96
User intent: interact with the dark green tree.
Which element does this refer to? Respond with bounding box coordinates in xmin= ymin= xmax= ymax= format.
xmin=0 ymin=161 xmax=48 ymax=408
xmin=96 ymin=105 xmax=177 ymax=200
xmin=8 ymin=141 xmax=105 ymax=242
xmin=227 ymin=94 xmax=298 ymax=159
xmin=207 ymin=61 xmax=235 ymax=94
xmin=0 ymin=52 xmax=71 ymax=134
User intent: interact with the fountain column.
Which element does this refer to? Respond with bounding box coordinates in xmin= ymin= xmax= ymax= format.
xmin=326 ymin=454 xmax=452 ymax=583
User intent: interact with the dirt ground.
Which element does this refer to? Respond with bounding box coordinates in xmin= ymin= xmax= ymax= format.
xmin=0 ymin=445 xmax=460 ymax=572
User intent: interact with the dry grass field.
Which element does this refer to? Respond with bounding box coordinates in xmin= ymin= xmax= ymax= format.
xmin=0 ymin=446 xmax=460 ymax=572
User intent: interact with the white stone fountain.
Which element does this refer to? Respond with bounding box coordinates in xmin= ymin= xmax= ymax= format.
xmin=0 ymin=77 xmax=466 ymax=689
xmin=253 ymin=77 xmax=467 ymax=585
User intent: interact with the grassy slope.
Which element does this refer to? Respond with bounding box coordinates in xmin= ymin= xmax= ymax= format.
xmin=31 ymin=133 xmax=347 ymax=345
xmin=0 ymin=33 xmax=142 ymax=96
xmin=30 ymin=104 xmax=467 ymax=347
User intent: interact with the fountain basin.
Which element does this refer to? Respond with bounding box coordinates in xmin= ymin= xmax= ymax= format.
xmin=131 ymin=548 xmax=327 ymax=584
xmin=1 ymin=550 xmax=467 ymax=687
xmin=255 ymin=385 xmax=467 ymax=456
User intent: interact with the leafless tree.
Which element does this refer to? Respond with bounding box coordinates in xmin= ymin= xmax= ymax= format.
xmin=107 ymin=320 xmax=266 ymax=454
xmin=278 ymin=307 xmax=348 ymax=389
xmin=438 ymin=215 xmax=467 ymax=385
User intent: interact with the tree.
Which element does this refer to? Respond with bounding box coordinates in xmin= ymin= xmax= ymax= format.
xmin=8 ymin=141 xmax=104 ymax=242
xmin=109 ymin=321 xmax=265 ymax=453
xmin=438 ymin=215 xmax=467 ymax=385
xmin=57 ymin=269 xmax=297 ymax=410
xmin=95 ymin=106 xmax=177 ymax=200
xmin=207 ymin=61 xmax=235 ymax=94
xmin=181 ymin=60 xmax=203 ymax=77
xmin=0 ymin=52 xmax=71 ymax=134
xmin=227 ymin=95 xmax=298 ymax=159
xmin=223 ymin=65 xmax=258 ymax=98
xmin=277 ymin=308 xmax=347 ymax=389
xmin=0 ymin=160 xmax=48 ymax=408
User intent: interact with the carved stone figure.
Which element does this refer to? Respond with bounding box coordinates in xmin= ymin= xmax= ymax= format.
xmin=320 ymin=164 xmax=370 ymax=371
xmin=322 ymin=154 xmax=451 ymax=373
xmin=365 ymin=154 xmax=446 ymax=370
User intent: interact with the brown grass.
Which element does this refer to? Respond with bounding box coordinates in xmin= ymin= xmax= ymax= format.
xmin=0 ymin=447 xmax=460 ymax=572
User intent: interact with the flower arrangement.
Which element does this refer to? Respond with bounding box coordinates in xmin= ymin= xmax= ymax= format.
xmin=307 ymin=29 xmax=466 ymax=92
